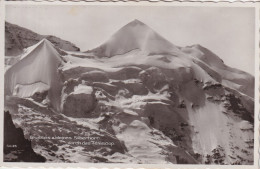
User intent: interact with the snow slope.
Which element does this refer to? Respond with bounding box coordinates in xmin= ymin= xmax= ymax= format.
xmin=181 ymin=45 xmax=254 ymax=98
xmin=5 ymin=39 xmax=64 ymax=111
xmin=90 ymin=20 xmax=181 ymax=57
xmin=4 ymin=20 xmax=255 ymax=164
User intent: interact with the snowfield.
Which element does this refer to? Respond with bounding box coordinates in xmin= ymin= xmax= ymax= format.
xmin=4 ymin=20 xmax=254 ymax=164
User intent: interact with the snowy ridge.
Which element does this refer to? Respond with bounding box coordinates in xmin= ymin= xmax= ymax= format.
xmin=5 ymin=39 xmax=64 ymax=111
xmin=90 ymin=20 xmax=181 ymax=57
xmin=4 ymin=20 xmax=254 ymax=164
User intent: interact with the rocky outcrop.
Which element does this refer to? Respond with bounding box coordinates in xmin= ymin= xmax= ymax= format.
xmin=5 ymin=21 xmax=80 ymax=56
xmin=4 ymin=111 xmax=46 ymax=162
xmin=62 ymin=84 xmax=98 ymax=118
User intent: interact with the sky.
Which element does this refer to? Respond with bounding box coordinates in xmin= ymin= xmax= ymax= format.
xmin=6 ymin=5 xmax=255 ymax=75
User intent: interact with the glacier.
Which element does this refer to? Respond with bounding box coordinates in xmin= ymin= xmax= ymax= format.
xmin=4 ymin=20 xmax=255 ymax=164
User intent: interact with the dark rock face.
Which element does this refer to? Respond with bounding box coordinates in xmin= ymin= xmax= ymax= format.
xmin=225 ymin=94 xmax=254 ymax=123
xmin=4 ymin=111 xmax=46 ymax=162
xmin=5 ymin=22 xmax=80 ymax=56
xmin=31 ymin=90 xmax=49 ymax=103
xmin=62 ymin=92 xmax=98 ymax=118
xmin=61 ymin=83 xmax=98 ymax=118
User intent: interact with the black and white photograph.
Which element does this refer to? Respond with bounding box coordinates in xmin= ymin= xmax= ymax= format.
xmin=2 ymin=3 xmax=258 ymax=167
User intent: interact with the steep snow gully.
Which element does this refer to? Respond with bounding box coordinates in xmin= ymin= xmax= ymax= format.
xmin=4 ymin=20 xmax=254 ymax=164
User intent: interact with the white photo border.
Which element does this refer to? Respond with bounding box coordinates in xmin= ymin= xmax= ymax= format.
xmin=0 ymin=1 xmax=259 ymax=169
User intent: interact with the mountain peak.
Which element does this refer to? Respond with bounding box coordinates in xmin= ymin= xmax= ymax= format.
xmin=39 ymin=38 xmax=52 ymax=47
xmin=90 ymin=20 xmax=178 ymax=57
xmin=127 ymin=19 xmax=146 ymax=26
xmin=5 ymin=37 xmax=63 ymax=111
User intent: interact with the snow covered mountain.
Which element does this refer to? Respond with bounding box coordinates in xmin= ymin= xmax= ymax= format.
xmin=4 ymin=20 xmax=254 ymax=164
xmin=5 ymin=39 xmax=64 ymax=111
xmin=90 ymin=19 xmax=179 ymax=57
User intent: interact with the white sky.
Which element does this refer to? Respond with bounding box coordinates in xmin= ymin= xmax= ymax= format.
xmin=6 ymin=5 xmax=255 ymax=75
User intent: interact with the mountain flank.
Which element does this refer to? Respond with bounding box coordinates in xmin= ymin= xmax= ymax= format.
xmin=4 ymin=19 xmax=255 ymax=164
xmin=5 ymin=21 xmax=80 ymax=56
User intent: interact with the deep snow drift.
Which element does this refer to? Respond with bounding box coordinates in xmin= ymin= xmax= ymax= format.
xmin=4 ymin=20 xmax=255 ymax=164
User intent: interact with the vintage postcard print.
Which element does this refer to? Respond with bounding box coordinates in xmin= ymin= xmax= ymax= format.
xmin=1 ymin=2 xmax=259 ymax=168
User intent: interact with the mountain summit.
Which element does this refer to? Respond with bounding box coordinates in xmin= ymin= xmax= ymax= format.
xmin=89 ymin=20 xmax=254 ymax=97
xmin=4 ymin=21 xmax=255 ymax=164
xmin=5 ymin=39 xmax=63 ymax=111
xmin=90 ymin=19 xmax=179 ymax=57
xmin=127 ymin=19 xmax=146 ymax=26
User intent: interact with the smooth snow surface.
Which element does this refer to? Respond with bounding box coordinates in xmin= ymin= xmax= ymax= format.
xmin=5 ymin=39 xmax=64 ymax=111
xmin=91 ymin=20 xmax=180 ymax=57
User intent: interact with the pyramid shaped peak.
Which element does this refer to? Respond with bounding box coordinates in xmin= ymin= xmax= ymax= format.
xmin=191 ymin=44 xmax=202 ymax=48
xmin=91 ymin=19 xmax=179 ymax=57
xmin=28 ymin=38 xmax=53 ymax=50
xmin=40 ymin=38 xmax=54 ymax=45
xmin=126 ymin=19 xmax=147 ymax=27
xmin=5 ymin=36 xmax=64 ymax=111
xmin=42 ymin=38 xmax=49 ymax=42
xmin=20 ymin=38 xmax=60 ymax=60
xmin=132 ymin=19 xmax=144 ymax=24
